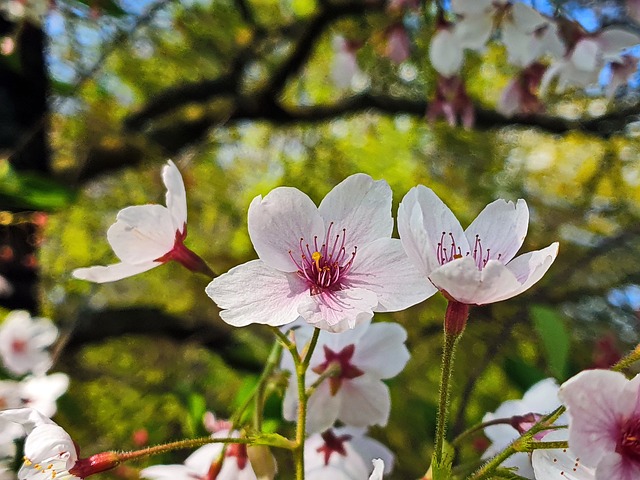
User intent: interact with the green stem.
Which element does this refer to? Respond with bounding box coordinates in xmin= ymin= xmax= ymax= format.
xmin=432 ymin=330 xmax=461 ymax=478
xmin=612 ymin=343 xmax=640 ymax=372
xmin=253 ymin=340 xmax=284 ymax=431
xmin=524 ymin=440 xmax=568 ymax=451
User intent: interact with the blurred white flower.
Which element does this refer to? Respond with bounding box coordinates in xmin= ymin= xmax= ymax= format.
xmin=282 ymin=320 xmax=409 ymax=433
xmin=0 ymin=310 xmax=58 ymax=376
xmin=20 ymin=373 xmax=69 ymax=417
xmin=331 ymin=36 xmax=362 ymax=89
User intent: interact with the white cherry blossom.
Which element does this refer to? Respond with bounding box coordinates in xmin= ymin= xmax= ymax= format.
xmin=20 ymin=373 xmax=69 ymax=417
xmin=304 ymin=427 xmax=393 ymax=480
xmin=140 ymin=428 xmax=259 ymax=480
xmin=429 ymin=25 xmax=464 ymax=77
xmin=532 ymin=429 xmax=595 ymax=480
xmin=73 ymin=160 xmax=212 ymax=283
xmin=207 ymin=174 xmax=431 ymax=332
xmin=554 ymin=370 xmax=640 ymax=480
xmin=482 ymin=378 xmax=563 ymax=479
xmin=281 ymin=320 xmax=409 ymax=433
xmin=398 ymin=186 xmax=558 ymax=305
xmin=0 ymin=310 xmax=58 ymax=376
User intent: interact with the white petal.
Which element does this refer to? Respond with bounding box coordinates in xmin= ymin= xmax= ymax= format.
xmin=23 ymin=422 xmax=76 ymax=463
xmin=0 ymin=407 xmax=53 ymax=434
xmin=532 ymin=430 xmax=596 ymax=480
xmin=282 ymin=375 xmax=301 ymax=423
xmin=162 ymin=160 xmax=187 ymax=233
xmin=465 ymin=198 xmax=529 ymax=264
xmin=503 ymin=23 xmax=537 ymax=67
xmin=502 ymin=242 xmax=559 ymax=299
xmin=318 ymin=174 xmax=393 ymax=247
xmin=21 ymin=373 xmax=70 ymax=417
xmin=398 ymin=185 xmax=467 ymax=278
xmin=108 ymin=205 xmax=176 ymax=263
xmin=451 ymin=0 xmax=492 ymax=15
xmin=72 ymin=261 xmax=160 ymax=283
xmin=429 ymin=257 xmax=522 ymax=305
xmin=139 ymin=465 xmax=194 ymax=480
xmin=597 ymin=28 xmax=640 ymax=57
xmin=596 ymin=452 xmax=640 ymax=480
xmin=509 ymin=3 xmax=545 ymax=32
xmin=338 ymin=376 xmax=390 ymax=428
xmin=429 ymin=29 xmax=464 ymax=77
xmin=347 ymin=238 xmax=434 ymax=312
xmin=454 ymin=14 xmax=494 ymax=50
xmin=351 ymin=322 xmax=410 ymax=379
xmin=206 ymin=260 xmax=307 ymax=327
xmin=184 ymin=443 xmax=224 ymax=475
xmin=248 ymin=188 xmax=325 ymax=272
xmin=571 ymin=39 xmax=600 ymax=72
xmin=369 ymin=459 xmax=384 ymax=480
xmin=558 ymin=369 xmax=627 ymax=467
xmin=297 ymin=287 xmax=378 ymax=332
xmin=305 ymin=381 xmax=342 ymax=433
xmin=339 ymin=429 xmax=394 ymax=475
xmin=521 ymin=378 xmax=561 ymax=415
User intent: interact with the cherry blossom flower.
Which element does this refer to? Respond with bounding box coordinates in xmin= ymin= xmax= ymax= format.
xmin=606 ymin=55 xmax=639 ymax=99
xmin=0 ymin=408 xmax=120 ymax=480
xmin=384 ymin=24 xmax=411 ymax=65
xmin=498 ymin=63 xmax=546 ymax=118
xmin=331 ymin=36 xmax=363 ymax=89
xmin=73 ymin=160 xmax=212 ymax=283
xmin=426 ymin=76 xmax=475 ymax=128
xmin=532 ymin=429 xmax=595 ymax=480
xmin=555 ymin=369 xmax=640 ymax=480
xmin=305 ymin=427 xmax=393 ymax=480
xmin=281 ymin=320 xmax=409 ymax=433
xmin=0 ymin=310 xmax=58 ymax=376
xmin=397 ymin=186 xmax=558 ymax=305
xmin=206 ymin=174 xmax=431 ymax=333
xmin=140 ymin=424 xmax=259 ymax=480
xmin=541 ymin=27 xmax=640 ymax=94
xmin=482 ymin=378 xmax=563 ymax=479
xmin=20 ymin=373 xmax=69 ymax=417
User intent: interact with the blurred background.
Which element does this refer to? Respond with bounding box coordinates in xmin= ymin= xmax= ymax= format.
xmin=2 ymin=0 xmax=640 ymax=478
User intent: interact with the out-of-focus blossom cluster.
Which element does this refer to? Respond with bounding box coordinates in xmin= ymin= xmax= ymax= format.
xmin=0 ymin=310 xmax=68 ymax=479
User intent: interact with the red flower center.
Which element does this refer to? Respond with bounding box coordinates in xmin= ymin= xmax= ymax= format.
xmin=312 ymin=344 xmax=364 ymax=395
xmin=226 ymin=443 xmax=248 ymax=470
xmin=289 ymin=223 xmax=357 ymax=295
xmin=11 ymin=338 xmax=27 ymax=354
xmin=436 ymin=232 xmax=501 ymax=270
xmin=618 ymin=417 xmax=640 ymax=462
xmin=316 ymin=429 xmax=352 ymax=466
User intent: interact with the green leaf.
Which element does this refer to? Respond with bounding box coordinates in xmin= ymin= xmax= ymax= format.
xmin=186 ymin=392 xmax=207 ymax=436
xmin=0 ymin=165 xmax=75 ymax=211
xmin=531 ymin=306 xmax=570 ymax=379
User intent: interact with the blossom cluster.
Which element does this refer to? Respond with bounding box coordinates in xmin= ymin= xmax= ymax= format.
xmin=0 ymin=310 xmax=68 ymax=479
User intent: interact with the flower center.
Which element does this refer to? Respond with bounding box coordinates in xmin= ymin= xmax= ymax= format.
xmin=618 ymin=417 xmax=640 ymax=461
xmin=24 ymin=456 xmax=68 ymax=480
xmin=316 ymin=429 xmax=352 ymax=466
xmin=226 ymin=443 xmax=248 ymax=470
xmin=11 ymin=338 xmax=27 ymax=354
xmin=289 ymin=222 xmax=356 ymax=295
xmin=312 ymin=344 xmax=364 ymax=395
xmin=436 ymin=232 xmax=501 ymax=270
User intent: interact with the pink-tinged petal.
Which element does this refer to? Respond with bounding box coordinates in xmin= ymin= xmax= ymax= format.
xmin=72 ymin=261 xmax=160 ymax=283
xmin=140 ymin=465 xmax=195 ymax=480
xmin=429 ymin=29 xmax=464 ymax=77
xmin=532 ymin=429 xmax=595 ymax=480
xmin=429 ymin=257 xmax=521 ymax=305
xmin=248 ymin=188 xmax=325 ymax=273
xmin=207 ymin=260 xmax=307 ymax=327
xmin=162 ymin=160 xmax=187 ymax=233
xmin=318 ymin=174 xmax=393 ymax=247
xmin=297 ymin=287 xmax=378 ymax=332
xmin=351 ymin=322 xmax=410 ymax=379
xmin=454 ymin=14 xmax=494 ymax=50
xmin=559 ymin=370 xmax=627 ymax=466
xmin=596 ymin=452 xmax=640 ymax=480
xmin=108 ymin=205 xmax=176 ymax=263
xmin=501 ymin=242 xmax=559 ymax=300
xmin=597 ymin=28 xmax=640 ymax=57
xmin=338 ymin=376 xmax=390 ymax=428
xmin=398 ymin=185 xmax=467 ymax=277
xmin=465 ymin=199 xmax=529 ymax=264
xmin=347 ymin=238 xmax=435 ymax=312
xmin=305 ymin=381 xmax=342 ymax=433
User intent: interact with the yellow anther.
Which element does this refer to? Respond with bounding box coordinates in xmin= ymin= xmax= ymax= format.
xmin=23 ymin=457 xmax=32 ymax=466
xmin=312 ymin=251 xmax=322 ymax=270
